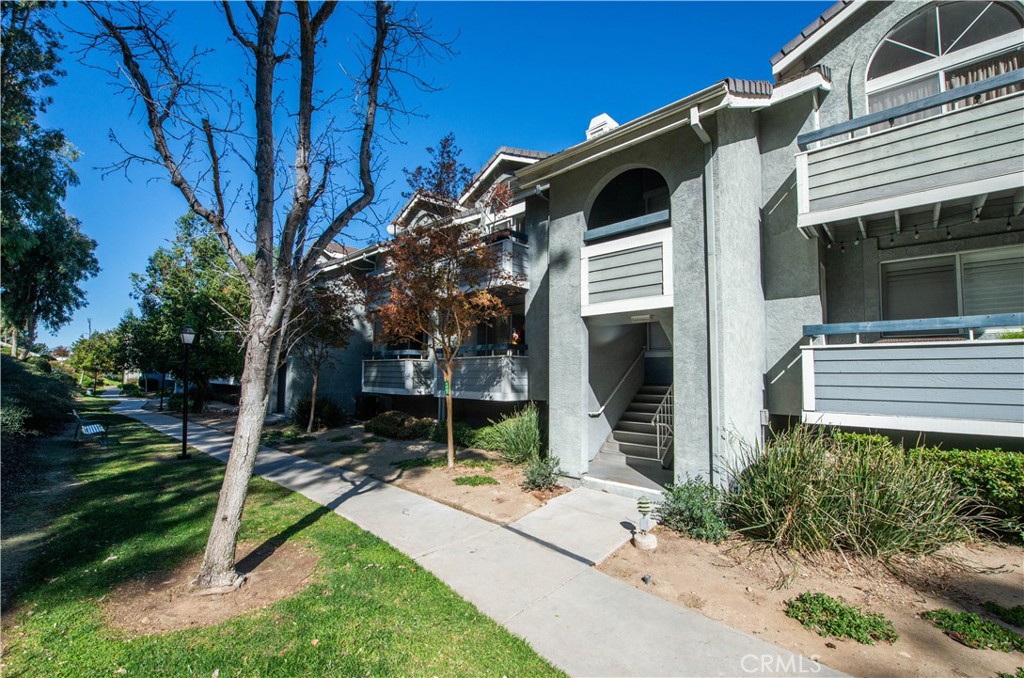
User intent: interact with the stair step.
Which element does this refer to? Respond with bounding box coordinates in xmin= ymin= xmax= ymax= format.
xmin=638 ymin=385 xmax=670 ymax=395
xmin=609 ymin=430 xmax=658 ymax=446
xmin=619 ymin=411 xmax=655 ymax=423
xmin=625 ymin=403 xmax=659 ymax=414
xmin=632 ymin=394 xmax=665 ymax=404
xmin=615 ymin=421 xmax=657 ymax=435
xmin=600 ymin=441 xmax=661 ymax=460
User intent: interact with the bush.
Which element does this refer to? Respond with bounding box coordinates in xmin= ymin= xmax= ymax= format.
xmin=912 ymin=446 xmax=1024 ymax=531
xmin=0 ymin=356 xmax=74 ymax=434
xmin=473 ymin=402 xmax=541 ymax=464
xmin=119 ymin=383 xmax=144 ymax=397
xmin=727 ymin=426 xmax=985 ymax=558
xmin=429 ymin=420 xmax=477 ymax=448
xmin=291 ymin=395 xmax=346 ymax=430
xmin=657 ymin=476 xmax=730 ymax=543
xmin=365 ymin=411 xmax=436 ymax=440
xmin=30 ymin=356 xmax=52 ymax=373
xmin=166 ymin=395 xmax=196 ymax=413
xmin=921 ymin=609 xmax=1024 ymax=652
xmin=522 ymin=451 xmax=560 ymax=491
xmin=785 ymin=592 xmax=898 ymax=645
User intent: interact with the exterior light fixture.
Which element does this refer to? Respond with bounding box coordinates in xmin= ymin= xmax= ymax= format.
xmin=179 ymin=326 xmax=196 ymax=460
xmin=630 ymin=314 xmax=653 ymax=324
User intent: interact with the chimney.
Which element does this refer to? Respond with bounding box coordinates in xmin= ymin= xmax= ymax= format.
xmin=586 ymin=113 xmax=619 ymax=140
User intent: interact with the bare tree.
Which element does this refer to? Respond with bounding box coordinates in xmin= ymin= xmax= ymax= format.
xmin=81 ymin=1 xmax=444 ymax=591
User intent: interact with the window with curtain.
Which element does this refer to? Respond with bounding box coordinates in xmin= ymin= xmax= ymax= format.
xmin=866 ymin=2 xmax=1024 ymax=131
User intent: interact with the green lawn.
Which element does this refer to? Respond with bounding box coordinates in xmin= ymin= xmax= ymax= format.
xmin=2 ymin=401 xmax=563 ymax=677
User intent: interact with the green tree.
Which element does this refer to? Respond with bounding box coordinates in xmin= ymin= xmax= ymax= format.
xmin=68 ymin=330 xmax=116 ymax=390
xmin=130 ymin=213 xmax=248 ymax=413
xmin=1 ymin=1 xmax=98 ymax=354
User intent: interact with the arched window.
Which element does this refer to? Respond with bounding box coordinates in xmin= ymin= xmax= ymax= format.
xmin=588 ymin=168 xmax=669 ymax=231
xmin=867 ymin=2 xmax=1023 ymax=128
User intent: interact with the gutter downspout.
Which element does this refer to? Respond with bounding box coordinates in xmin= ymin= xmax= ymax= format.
xmin=690 ymin=106 xmax=721 ymax=486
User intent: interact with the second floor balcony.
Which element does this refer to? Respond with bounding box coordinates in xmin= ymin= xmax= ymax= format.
xmin=796 ymin=70 xmax=1024 ymax=234
xmin=362 ymin=344 xmax=529 ymax=401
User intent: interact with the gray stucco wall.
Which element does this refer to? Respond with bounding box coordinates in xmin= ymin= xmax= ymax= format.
xmin=586 ymin=321 xmax=646 ymax=461
xmin=283 ymin=315 xmax=372 ymax=417
xmin=525 ymin=195 xmax=550 ymax=403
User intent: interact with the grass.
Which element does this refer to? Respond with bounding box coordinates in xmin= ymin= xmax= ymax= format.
xmin=454 ymin=475 xmax=498 ymax=487
xmin=335 ymin=445 xmax=371 ymax=455
xmin=1 ymin=401 xmax=564 ymax=677
xmin=983 ymin=601 xmax=1024 ymax=628
xmin=785 ymin=592 xmax=899 ymax=645
xmin=921 ymin=609 xmax=1024 ymax=652
xmin=328 ymin=433 xmax=354 ymax=442
xmin=362 ymin=435 xmax=386 ymax=444
xmin=460 ymin=459 xmax=496 ymax=473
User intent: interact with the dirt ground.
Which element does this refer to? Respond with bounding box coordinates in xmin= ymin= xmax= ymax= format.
xmin=103 ymin=540 xmax=318 ymax=635
xmin=599 ymin=529 xmax=1024 ymax=678
xmin=180 ymin=407 xmax=567 ymax=525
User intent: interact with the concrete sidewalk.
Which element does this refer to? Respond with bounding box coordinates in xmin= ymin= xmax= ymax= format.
xmin=110 ymin=398 xmax=843 ymax=677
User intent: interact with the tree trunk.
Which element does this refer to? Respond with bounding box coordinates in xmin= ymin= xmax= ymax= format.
xmin=306 ymin=371 xmax=319 ymax=433
xmin=10 ymin=329 xmax=18 ymax=358
xmin=442 ymin=363 xmax=455 ymax=468
xmin=194 ymin=331 xmax=273 ymax=590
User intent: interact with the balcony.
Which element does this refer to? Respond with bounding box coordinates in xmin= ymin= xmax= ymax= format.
xmin=580 ymin=219 xmax=673 ymax=317
xmin=442 ymin=345 xmax=529 ymax=402
xmin=490 ymin=232 xmax=529 ymax=288
xmin=796 ymin=70 xmax=1024 ymax=231
xmin=800 ymin=313 xmax=1024 ymax=438
xmin=361 ymin=351 xmax=433 ymax=396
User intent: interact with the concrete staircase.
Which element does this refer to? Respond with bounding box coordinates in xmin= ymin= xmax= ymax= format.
xmin=598 ymin=385 xmax=670 ymax=464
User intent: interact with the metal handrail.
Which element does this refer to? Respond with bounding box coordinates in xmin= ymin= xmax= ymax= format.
xmin=804 ymin=312 xmax=1023 ymax=343
xmin=587 ymin=346 xmax=646 ymax=417
xmin=797 ymin=68 xmax=1024 ymax=149
xmin=653 ymin=384 xmax=673 ymax=467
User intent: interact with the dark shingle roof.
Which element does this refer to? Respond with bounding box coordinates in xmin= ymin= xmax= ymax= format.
xmin=770 ymin=0 xmax=855 ymax=67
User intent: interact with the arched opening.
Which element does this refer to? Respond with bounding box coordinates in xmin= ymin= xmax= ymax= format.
xmin=588 ymin=168 xmax=669 ymax=232
xmin=866 ymin=1 xmax=1023 ymax=129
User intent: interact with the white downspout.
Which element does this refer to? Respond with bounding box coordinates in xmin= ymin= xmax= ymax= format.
xmin=690 ymin=106 xmax=721 ymax=486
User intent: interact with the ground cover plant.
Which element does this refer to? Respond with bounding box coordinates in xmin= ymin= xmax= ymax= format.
xmin=1 ymin=406 xmax=564 ymax=677
xmin=329 ymin=433 xmax=354 ymax=442
xmin=983 ymin=601 xmax=1024 ymax=628
xmin=728 ymin=426 xmax=986 ymax=558
xmin=785 ymin=592 xmax=899 ymax=645
xmin=921 ymin=609 xmax=1024 ymax=652
xmin=657 ymin=476 xmax=730 ymax=543
xmin=260 ymin=427 xmax=316 ymax=448
xmin=391 ymin=456 xmax=448 ymax=471
xmin=335 ymin=445 xmax=371 ymax=456
xmin=454 ymin=474 xmax=498 ymax=487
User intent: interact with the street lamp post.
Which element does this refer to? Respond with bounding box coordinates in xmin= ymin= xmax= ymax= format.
xmin=179 ymin=326 xmax=196 ymax=460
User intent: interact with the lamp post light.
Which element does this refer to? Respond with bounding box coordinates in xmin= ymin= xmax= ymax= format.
xmin=179 ymin=326 xmax=196 ymax=460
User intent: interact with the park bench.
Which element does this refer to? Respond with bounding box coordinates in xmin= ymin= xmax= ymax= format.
xmin=73 ymin=409 xmax=109 ymax=445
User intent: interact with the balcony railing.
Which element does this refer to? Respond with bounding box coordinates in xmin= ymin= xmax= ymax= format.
xmin=361 ymin=357 xmax=433 ymax=396
xmin=440 ymin=354 xmax=529 ymax=402
xmin=801 ymin=313 xmax=1024 ymax=438
xmin=795 ymin=69 xmax=1024 ymax=229
xmin=362 ymin=344 xmax=529 ymax=401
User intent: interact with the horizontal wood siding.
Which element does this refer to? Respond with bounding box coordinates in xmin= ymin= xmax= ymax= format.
xmin=362 ymin=359 xmax=433 ymax=396
xmin=446 ymin=356 xmax=528 ymax=401
xmin=806 ymin=95 xmax=1024 ymax=213
xmin=588 ymin=243 xmax=663 ymax=304
xmin=811 ymin=342 xmax=1024 ymax=422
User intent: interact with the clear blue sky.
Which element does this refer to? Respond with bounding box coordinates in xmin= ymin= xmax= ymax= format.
xmin=39 ymin=1 xmax=832 ymax=349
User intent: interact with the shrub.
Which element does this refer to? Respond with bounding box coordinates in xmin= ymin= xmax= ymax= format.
xmin=921 ymin=609 xmax=1024 ymax=652
xmin=473 ymin=402 xmax=541 ymax=464
xmin=0 ymin=356 xmax=74 ymax=434
xmin=727 ymin=426 xmax=984 ymax=558
xmin=522 ymin=451 xmax=560 ymax=491
xmin=982 ymin=601 xmax=1024 ymax=628
xmin=365 ymin=411 xmax=436 ymax=440
xmin=391 ymin=456 xmax=446 ymax=470
xmin=30 ymin=356 xmax=52 ymax=373
xmin=454 ymin=474 xmax=498 ymax=487
xmin=657 ymin=476 xmax=730 ymax=543
xmin=785 ymin=592 xmax=898 ymax=645
xmin=429 ymin=420 xmax=477 ymax=448
xmin=291 ymin=395 xmax=346 ymax=430
xmin=119 ymin=383 xmax=144 ymax=397
xmin=912 ymin=446 xmax=1024 ymax=531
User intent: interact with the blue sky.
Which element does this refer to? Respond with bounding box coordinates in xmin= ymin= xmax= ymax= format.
xmin=40 ymin=1 xmax=832 ymax=349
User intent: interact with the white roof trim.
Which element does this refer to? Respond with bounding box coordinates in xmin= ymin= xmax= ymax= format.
xmin=772 ymin=0 xmax=866 ymax=77
xmin=458 ymin=152 xmax=542 ymax=207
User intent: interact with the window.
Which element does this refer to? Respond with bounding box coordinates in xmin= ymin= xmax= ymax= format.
xmin=881 ymin=246 xmax=1024 ymax=327
xmin=588 ymin=168 xmax=669 ymax=231
xmin=867 ymin=2 xmax=1023 ymax=131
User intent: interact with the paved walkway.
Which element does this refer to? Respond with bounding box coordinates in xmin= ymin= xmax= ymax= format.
xmin=109 ymin=397 xmax=843 ymax=677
